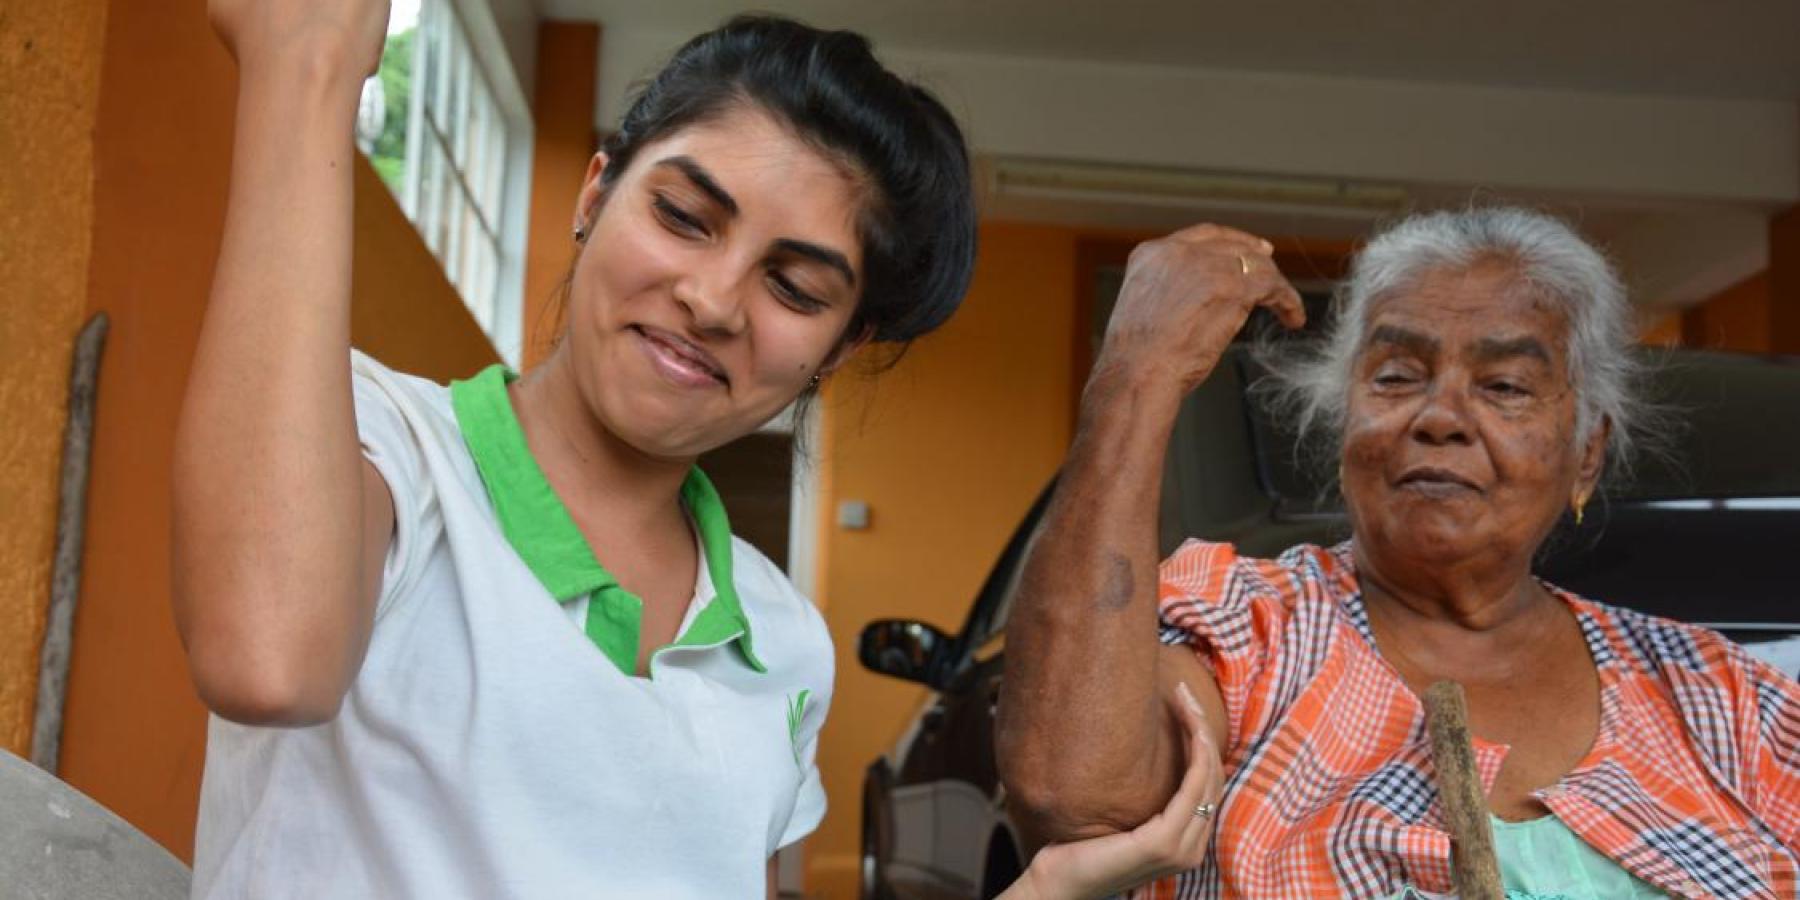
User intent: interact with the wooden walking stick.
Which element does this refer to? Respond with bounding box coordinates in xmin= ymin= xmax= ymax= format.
xmin=1424 ymin=680 xmax=1505 ymax=900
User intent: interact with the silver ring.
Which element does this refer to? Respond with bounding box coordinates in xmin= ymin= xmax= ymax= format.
xmin=1193 ymin=802 xmax=1216 ymax=820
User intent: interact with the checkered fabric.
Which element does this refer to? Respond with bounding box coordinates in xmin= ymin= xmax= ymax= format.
xmin=1135 ymin=540 xmax=1799 ymax=899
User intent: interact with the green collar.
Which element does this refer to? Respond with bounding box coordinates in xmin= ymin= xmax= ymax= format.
xmin=448 ymin=364 xmax=764 ymax=676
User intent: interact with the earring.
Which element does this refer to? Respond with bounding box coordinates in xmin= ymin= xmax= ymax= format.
xmin=572 ymin=226 xmax=586 ymax=242
xmin=1572 ymin=490 xmax=1589 ymax=527
xmin=808 ymin=373 xmax=822 ymax=389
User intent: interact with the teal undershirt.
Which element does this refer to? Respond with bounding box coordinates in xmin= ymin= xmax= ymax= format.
xmin=448 ymin=363 xmax=765 ymax=677
xmin=1391 ymin=815 xmax=1667 ymax=899
xmin=1488 ymin=815 xmax=1667 ymax=899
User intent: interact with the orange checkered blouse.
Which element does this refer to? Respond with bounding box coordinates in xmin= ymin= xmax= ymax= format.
xmin=1136 ymin=540 xmax=1799 ymax=899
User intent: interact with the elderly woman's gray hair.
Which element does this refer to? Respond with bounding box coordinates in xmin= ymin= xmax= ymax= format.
xmin=1265 ymin=206 xmax=1648 ymax=481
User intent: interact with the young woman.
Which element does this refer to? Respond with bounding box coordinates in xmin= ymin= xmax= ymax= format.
xmin=174 ymin=3 xmax=978 ymax=896
xmin=175 ymin=1 xmax=1229 ymax=895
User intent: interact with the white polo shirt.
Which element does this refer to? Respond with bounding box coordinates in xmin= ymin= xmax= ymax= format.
xmin=191 ymin=351 xmax=833 ymax=899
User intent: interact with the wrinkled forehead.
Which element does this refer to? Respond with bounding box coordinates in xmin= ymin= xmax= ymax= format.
xmin=1358 ymin=260 xmax=1573 ymax=364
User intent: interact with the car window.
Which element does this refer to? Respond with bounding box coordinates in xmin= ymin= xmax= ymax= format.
xmin=972 ymin=518 xmax=1044 ymax=658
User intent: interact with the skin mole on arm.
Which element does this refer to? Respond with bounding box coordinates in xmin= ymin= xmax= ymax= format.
xmin=1096 ymin=552 xmax=1135 ymax=611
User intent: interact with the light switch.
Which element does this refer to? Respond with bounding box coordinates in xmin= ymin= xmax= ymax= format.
xmin=836 ymin=499 xmax=871 ymax=530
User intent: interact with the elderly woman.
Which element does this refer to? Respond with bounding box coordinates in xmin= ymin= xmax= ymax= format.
xmin=996 ymin=208 xmax=1800 ymax=899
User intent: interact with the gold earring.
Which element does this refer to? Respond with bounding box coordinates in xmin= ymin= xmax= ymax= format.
xmin=1572 ymin=490 xmax=1589 ymax=526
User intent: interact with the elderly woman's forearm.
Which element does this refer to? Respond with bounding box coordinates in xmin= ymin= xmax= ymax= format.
xmin=999 ymin=368 xmax=1187 ymax=833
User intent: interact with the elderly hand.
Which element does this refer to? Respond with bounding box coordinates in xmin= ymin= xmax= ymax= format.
xmin=1095 ymin=225 xmax=1306 ymax=396
xmin=209 ymin=0 xmax=390 ymax=82
xmin=1000 ymin=682 xmax=1225 ymax=900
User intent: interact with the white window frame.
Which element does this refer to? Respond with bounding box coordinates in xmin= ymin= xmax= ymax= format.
xmin=393 ymin=0 xmax=534 ymax=365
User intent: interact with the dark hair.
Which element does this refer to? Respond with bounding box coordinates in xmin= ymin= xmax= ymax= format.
xmin=600 ymin=15 xmax=977 ymax=350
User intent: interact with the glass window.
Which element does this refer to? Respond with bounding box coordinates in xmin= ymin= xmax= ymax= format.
xmin=358 ymin=0 xmax=527 ymax=363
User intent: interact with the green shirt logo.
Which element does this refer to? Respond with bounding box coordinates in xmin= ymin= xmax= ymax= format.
xmin=785 ymin=690 xmax=812 ymax=770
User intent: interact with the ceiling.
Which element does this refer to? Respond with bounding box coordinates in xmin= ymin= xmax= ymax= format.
xmin=541 ymin=0 xmax=1800 ymax=101
xmin=533 ymin=0 xmax=1794 ymax=308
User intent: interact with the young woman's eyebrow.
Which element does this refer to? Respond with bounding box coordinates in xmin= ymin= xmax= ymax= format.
xmin=652 ymin=155 xmax=738 ymax=216
xmin=773 ymin=238 xmax=856 ymax=288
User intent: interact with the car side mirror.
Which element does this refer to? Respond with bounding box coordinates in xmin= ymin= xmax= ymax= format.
xmin=858 ymin=619 xmax=953 ymax=687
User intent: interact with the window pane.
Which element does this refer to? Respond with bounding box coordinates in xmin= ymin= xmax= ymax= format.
xmin=447 ymin=29 xmax=470 ymax=170
xmin=482 ymin=123 xmax=506 ymax=225
xmin=486 ymin=240 xmax=503 ymax=334
xmin=442 ymin=181 xmax=464 ymax=283
xmin=421 ymin=1 xmax=446 ymax=123
xmin=473 ymin=236 xmax=497 ymax=330
xmin=457 ymin=194 xmax=477 ymax=297
xmin=366 ymin=0 xmax=523 ymax=356
xmin=419 ymin=137 xmax=445 ymax=258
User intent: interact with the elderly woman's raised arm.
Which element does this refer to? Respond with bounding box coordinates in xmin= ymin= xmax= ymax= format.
xmin=996 ymin=225 xmax=1304 ymax=843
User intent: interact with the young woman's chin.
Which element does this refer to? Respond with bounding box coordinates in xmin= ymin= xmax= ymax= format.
xmin=598 ymin=389 xmax=791 ymax=461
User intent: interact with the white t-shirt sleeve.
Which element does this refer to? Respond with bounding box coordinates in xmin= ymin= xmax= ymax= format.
xmin=350 ymin=351 xmax=434 ymax=618
xmin=777 ymin=676 xmax=831 ymax=849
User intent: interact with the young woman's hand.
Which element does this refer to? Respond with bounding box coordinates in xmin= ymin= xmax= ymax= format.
xmin=1000 ymin=681 xmax=1225 ymax=900
xmin=1093 ymin=224 xmax=1305 ymax=398
xmin=208 ymin=0 xmax=389 ymax=82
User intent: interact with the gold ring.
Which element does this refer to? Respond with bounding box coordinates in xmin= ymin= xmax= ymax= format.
xmin=1238 ymin=255 xmax=1251 ymax=275
xmin=1194 ymin=802 xmax=1216 ymax=820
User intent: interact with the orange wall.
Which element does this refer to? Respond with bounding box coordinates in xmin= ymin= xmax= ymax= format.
xmin=54 ymin=0 xmax=496 ymax=861
xmin=0 ymin=0 xmax=109 ymax=756
xmin=1682 ymin=271 xmax=1773 ymax=353
xmin=521 ymin=21 xmax=600 ymax=368
xmin=808 ymin=221 xmax=1082 ymax=894
xmin=1639 ymin=311 xmax=1683 ymax=347
xmin=1677 ymin=204 xmax=1800 ymax=355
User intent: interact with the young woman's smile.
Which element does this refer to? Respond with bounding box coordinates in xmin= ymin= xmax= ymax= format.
xmin=630 ymin=324 xmax=730 ymax=389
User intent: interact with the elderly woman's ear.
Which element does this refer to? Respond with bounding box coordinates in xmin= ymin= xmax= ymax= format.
xmin=1572 ymin=416 xmax=1610 ymax=518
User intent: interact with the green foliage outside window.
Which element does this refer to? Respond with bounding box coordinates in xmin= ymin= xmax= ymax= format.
xmin=369 ymin=28 xmax=414 ymax=192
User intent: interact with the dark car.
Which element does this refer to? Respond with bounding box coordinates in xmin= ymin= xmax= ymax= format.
xmin=856 ymin=346 xmax=1800 ymax=900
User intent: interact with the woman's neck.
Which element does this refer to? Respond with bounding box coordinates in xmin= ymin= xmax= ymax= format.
xmin=507 ymin=348 xmax=694 ymax=536
xmin=1356 ymin=546 xmax=1541 ymax=631
xmin=1354 ymin=542 xmax=1567 ymax=683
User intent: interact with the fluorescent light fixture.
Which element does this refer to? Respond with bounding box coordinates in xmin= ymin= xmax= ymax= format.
xmin=989 ymin=156 xmax=1409 ymax=214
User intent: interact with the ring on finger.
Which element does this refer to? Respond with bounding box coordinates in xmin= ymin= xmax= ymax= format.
xmin=1237 ymin=255 xmax=1251 ymax=276
xmin=1193 ymin=802 xmax=1216 ymax=820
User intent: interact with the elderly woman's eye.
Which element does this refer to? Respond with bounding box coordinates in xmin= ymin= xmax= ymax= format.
xmin=1372 ymin=370 xmax=1418 ymax=388
xmin=1486 ymin=380 xmax=1531 ymax=397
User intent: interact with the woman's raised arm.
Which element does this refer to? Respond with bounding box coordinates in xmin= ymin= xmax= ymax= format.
xmin=996 ymin=225 xmax=1304 ymax=843
xmin=171 ymin=0 xmax=394 ymax=726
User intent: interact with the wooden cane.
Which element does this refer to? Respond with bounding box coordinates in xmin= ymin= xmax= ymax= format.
xmin=1424 ymin=680 xmax=1504 ymax=900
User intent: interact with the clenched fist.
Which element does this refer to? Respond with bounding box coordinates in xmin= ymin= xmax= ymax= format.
xmin=1096 ymin=224 xmax=1306 ymax=396
xmin=209 ymin=0 xmax=390 ymax=82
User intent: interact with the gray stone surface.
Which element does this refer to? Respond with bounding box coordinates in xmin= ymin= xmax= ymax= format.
xmin=0 ymin=749 xmax=189 ymax=899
